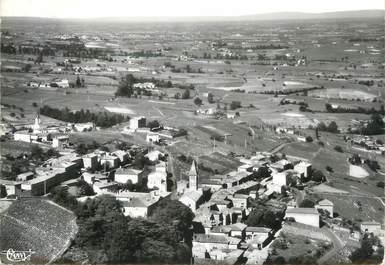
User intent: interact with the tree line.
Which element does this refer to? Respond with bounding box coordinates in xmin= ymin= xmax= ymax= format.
xmin=39 ymin=105 xmax=128 ymax=128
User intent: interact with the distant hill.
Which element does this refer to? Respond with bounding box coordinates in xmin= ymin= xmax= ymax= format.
xmin=239 ymin=10 xmax=384 ymax=21
xmin=1 ymin=9 xmax=384 ymax=23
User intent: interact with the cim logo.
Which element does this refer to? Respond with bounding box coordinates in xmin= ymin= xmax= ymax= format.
xmin=0 ymin=249 xmax=35 ymax=263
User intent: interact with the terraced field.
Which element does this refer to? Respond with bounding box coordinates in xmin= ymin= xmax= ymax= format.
xmin=0 ymin=198 xmax=77 ymax=264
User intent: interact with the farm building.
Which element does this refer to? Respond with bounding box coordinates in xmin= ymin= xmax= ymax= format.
xmin=285 ymin=207 xmax=320 ymax=227
xmin=315 ymin=199 xmax=334 ymax=217
xmin=82 ymin=153 xmax=99 ymax=170
xmin=115 ymin=168 xmax=144 ymax=184
xmin=52 ymin=135 xmax=69 ymax=149
xmin=129 ymin=116 xmax=146 ymax=130
xmin=360 ymin=221 xmax=382 ymax=236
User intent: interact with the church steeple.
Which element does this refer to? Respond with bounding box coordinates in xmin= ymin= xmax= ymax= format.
xmin=32 ymin=112 xmax=41 ymax=131
xmin=189 ymin=160 xmax=198 ymax=191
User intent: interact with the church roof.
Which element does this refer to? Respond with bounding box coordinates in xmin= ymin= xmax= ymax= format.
xmin=189 ymin=160 xmax=198 ymax=176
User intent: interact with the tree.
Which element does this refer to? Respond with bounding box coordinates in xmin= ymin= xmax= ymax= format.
xmin=194 ymin=97 xmax=202 ymax=106
xmin=30 ymin=145 xmax=45 ymax=160
xmin=312 ymin=170 xmax=325 ymax=182
xmin=315 ymin=127 xmax=319 ymax=139
xmin=230 ymin=101 xmax=242 ymax=110
xmin=350 ymin=154 xmax=361 ymax=165
xmin=327 ymin=121 xmax=339 ymax=133
xmin=207 ymin=93 xmax=215 ymax=104
xmin=78 ymin=180 xmax=95 ymax=196
xmin=76 ymin=75 xmax=82 ymax=87
xmin=305 ymin=136 xmax=313 ymax=142
xmin=334 ymin=145 xmax=343 ymax=153
xmin=363 ymin=113 xmax=384 ymax=135
xmin=181 ymin=89 xmax=190 ymax=99
xmin=299 ymin=199 xmax=315 ymax=208
xmin=50 ymin=186 xmax=78 ymax=211
xmin=255 ymin=166 xmax=271 ymax=179
xmin=147 ymin=120 xmax=160 ymax=129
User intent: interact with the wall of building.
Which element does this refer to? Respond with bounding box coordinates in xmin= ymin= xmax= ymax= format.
xmin=123 ymin=206 xmax=147 ymax=218
xmin=285 ymin=213 xmax=320 ymax=227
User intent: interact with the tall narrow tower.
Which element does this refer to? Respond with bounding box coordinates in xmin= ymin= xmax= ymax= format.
xmin=32 ymin=113 xmax=41 ymax=131
xmin=188 ymin=160 xmax=198 ymax=191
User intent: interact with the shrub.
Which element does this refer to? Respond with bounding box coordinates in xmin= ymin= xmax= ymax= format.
xmin=306 ymin=136 xmax=313 ymax=142
xmin=376 ymin=181 xmax=384 ymax=188
xmin=194 ymin=97 xmax=202 ymax=106
xmin=334 ymin=145 xmax=343 ymax=153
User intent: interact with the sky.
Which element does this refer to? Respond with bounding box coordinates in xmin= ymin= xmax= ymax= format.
xmin=0 ymin=0 xmax=383 ymax=18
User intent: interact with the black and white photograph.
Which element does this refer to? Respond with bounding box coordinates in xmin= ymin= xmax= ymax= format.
xmin=0 ymin=0 xmax=384 ymax=264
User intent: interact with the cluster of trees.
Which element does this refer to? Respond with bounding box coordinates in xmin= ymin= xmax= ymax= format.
xmin=349 ymin=154 xmax=380 ymax=172
xmin=202 ymin=52 xmax=248 ymax=60
xmin=1 ymin=43 xmax=17 ymax=54
xmin=39 ymin=105 xmax=128 ymax=128
xmin=310 ymin=169 xmax=326 ymax=182
xmin=115 ymin=74 xmax=194 ymax=99
xmin=1 ymin=157 xmax=30 ymax=181
xmin=326 ymin=103 xmax=385 ymax=116
xmin=62 ymin=46 xmax=112 ymax=59
xmin=316 ymin=121 xmax=339 ymax=133
xmin=1 ymin=145 xmax=61 ymax=180
xmin=361 ymin=114 xmax=384 ymax=135
xmin=75 ymin=141 xmax=101 ymax=155
xmin=170 ymin=64 xmax=204 ymax=74
xmin=30 ymin=145 xmax=60 ymax=161
xmin=230 ymin=101 xmax=242 ymax=110
xmin=75 ymin=76 xmax=85 ymax=88
xmin=358 ymin=80 xmax=375 ymax=87
xmin=259 ymin=86 xmax=322 ymax=95
xmin=174 ymin=89 xmax=191 ymax=100
xmin=128 ymin=50 xmax=162 ymax=58
xmin=246 ymin=206 xmax=284 ymax=230
xmin=350 ymin=234 xmax=384 ymax=264
xmin=51 ymin=190 xmax=193 ymax=264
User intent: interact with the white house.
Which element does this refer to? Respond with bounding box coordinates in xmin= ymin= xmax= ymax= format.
xmin=147 ymin=163 xmax=167 ymax=192
xmin=315 ymin=199 xmax=334 ymax=217
xmin=146 ymin=133 xmax=160 ymax=143
xmin=16 ymin=172 xmax=34 ymax=182
xmin=272 ymin=172 xmax=288 ymax=187
xmin=192 ymin=234 xmax=241 ymax=259
xmin=56 ymin=79 xmax=70 ymax=88
xmin=294 ymin=161 xmax=312 ymax=179
xmin=111 ymin=150 xmax=129 ymax=164
xmin=129 ymin=116 xmax=146 ymax=130
xmin=145 ymin=150 xmax=163 ymax=162
xmin=14 ymin=131 xmax=32 ymax=143
xmin=82 ymin=153 xmax=99 ymax=170
xmin=100 ymin=155 xmax=119 ymax=169
xmin=119 ymin=190 xmax=171 ymax=218
xmin=285 ymin=208 xmax=320 ymax=227
xmin=179 ymin=189 xmax=203 ymax=212
xmin=73 ymin=122 xmax=94 ymax=132
xmin=52 ymin=135 xmax=69 ymax=149
xmin=360 ymin=221 xmax=382 ymax=236
xmin=115 ymin=168 xmax=144 ymax=184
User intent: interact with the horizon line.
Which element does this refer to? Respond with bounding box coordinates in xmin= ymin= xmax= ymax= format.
xmin=1 ymin=9 xmax=383 ymax=20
